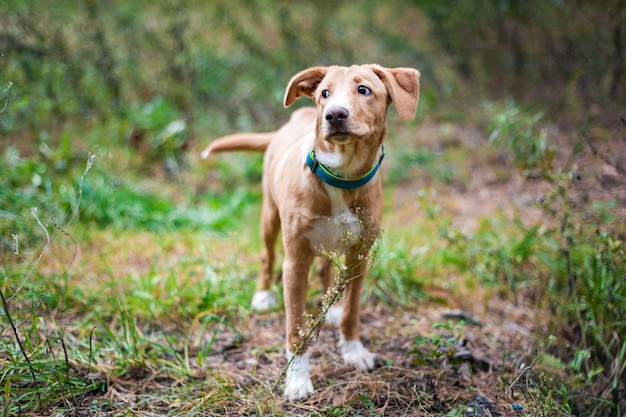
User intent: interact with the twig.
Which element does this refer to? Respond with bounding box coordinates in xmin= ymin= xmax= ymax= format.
xmin=505 ymin=357 xmax=537 ymax=402
xmin=11 ymin=234 xmax=22 ymax=259
xmin=1 ymin=81 xmax=12 ymax=113
xmin=88 ymin=327 xmax=96 ymax=374
xmin=59 ymin=337 xmax=75 ymax=402
xmin=8 ymin=208 xmax=51 ymax=302
xmin=70 ymin=151 xmax=96 ymax=222
xmin=12 ymin=219 xmax=78 ymax=329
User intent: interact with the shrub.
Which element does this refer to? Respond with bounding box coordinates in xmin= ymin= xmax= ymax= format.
xmin=484 ymin=102 xmax=625 ymax=415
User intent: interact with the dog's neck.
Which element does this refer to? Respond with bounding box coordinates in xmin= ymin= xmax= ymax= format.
xmin=306 ymin=146 xmax=384 ymax=190
xmin=307 ymin=138 xmax=385 ymax=191
xmin=312 ymin=129 xmax=386 ymax=181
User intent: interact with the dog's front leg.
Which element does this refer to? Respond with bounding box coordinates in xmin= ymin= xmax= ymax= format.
xmin=282 ymin=243 xmax=315 ymax=401
xmin=338 ymin=246 xmax=377 ymax=371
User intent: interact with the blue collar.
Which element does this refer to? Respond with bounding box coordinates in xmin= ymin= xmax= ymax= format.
xmin=305 ymin=147 xmax=385 ymax=190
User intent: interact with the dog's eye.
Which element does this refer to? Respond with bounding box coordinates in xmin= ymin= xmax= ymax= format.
xmin=321 ymin=89 xmax=330 ymax=99
xmin=357 ymin=85 xmax=372 ymax=95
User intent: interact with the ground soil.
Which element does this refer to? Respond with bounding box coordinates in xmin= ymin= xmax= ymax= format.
xmin=194 ymin=299 xmax=539 ymax=416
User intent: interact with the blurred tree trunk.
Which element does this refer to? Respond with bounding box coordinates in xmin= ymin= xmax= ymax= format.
xmin=165 ymin=1 xmax=194 ymax=117
xmin=85 ymin=0 xmax=122 ymax=108
xmin=610 ymin=0 xmax=625 ymax=100
xmin=503 ymin=0 xmax=526 ymax=79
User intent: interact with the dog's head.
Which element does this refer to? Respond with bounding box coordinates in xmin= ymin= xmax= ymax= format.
xmin=284 ymin=64 xmax=420 ymax=145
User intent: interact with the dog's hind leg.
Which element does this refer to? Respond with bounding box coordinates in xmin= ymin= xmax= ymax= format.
xmin=316 ymin=258 xmax=343 ymax=327
xmin=251 ymin=196 xmax=280 ymax=311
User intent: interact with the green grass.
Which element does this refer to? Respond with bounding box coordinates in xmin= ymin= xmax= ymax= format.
xmin=0 ymin=124 xmax=266 ymax=414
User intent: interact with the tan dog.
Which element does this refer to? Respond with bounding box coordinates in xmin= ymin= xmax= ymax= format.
xmin=202 ymin=64 xmax=420 ymax=401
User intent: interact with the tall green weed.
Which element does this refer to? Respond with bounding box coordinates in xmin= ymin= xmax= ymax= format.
xmin=484 ymin=102 xmax=625 ymax=416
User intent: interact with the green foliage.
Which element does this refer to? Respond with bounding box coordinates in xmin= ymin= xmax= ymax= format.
xmin=126 ymin=97 xmax=188 ymax=165
xmin=0 ymin=142 xmax=259 ymax=247
xmin=420 ymin=0 xmax=625 ymax=103
xmin=367 ymin=240 xmax=428 ymax=306
xmin=76 ymin=177 xmax=257 ymax=232
xmin=485 ymin=101 xmax=555 ymax=175
xmin=484 ymin=102 xmax=625 ymax=416
xmin=411 ymin=320 xmax=466 ymax=367
xmin=390 ymin=148 xmax=457 ymax=185
xmin=0 ymin=0 xmax=435 ymax=136
xmin=465 ymin=219 xmax=542 ymax=289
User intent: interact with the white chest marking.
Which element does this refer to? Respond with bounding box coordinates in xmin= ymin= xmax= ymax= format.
xmin=306 ymin=186 xmax=361 ymax=254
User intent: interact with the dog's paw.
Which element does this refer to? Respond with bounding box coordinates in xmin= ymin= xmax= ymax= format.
xmin=251 ymin=290 xmax=276 ymax=311
xmin=324 ymin=305 xmax=343 ymax=327
xmin=284 ymin=352 xmax=314 ymax=401
xmin=340 ymin=339 xmax=377 ymax=371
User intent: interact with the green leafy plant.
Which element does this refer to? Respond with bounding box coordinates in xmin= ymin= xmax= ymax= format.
xmin=126 ymin=97 xmax=188 ymax=171
xmin=485 ymin=101 xmax=555 ymax=176
xmin=466 ymin=218 xmax=542 ymax=289
xmin=485 ymin=102 xmax=625 ymax=416
xmin=366 ymin=240 xmax=427 ymax=307
xmin=410 ymin=320 xmax=466 ymax=367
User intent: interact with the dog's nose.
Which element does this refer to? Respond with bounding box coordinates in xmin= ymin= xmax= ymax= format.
xmin=325 ymin=106 xmax=349 ymax=127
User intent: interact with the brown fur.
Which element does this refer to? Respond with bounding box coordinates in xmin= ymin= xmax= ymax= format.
xmin=202 ymin=64 xmax=420 ymax=400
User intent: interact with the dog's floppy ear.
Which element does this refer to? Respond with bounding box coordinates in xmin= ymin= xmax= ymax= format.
xmin=370 ymin=65 xmax=420 ymax=120
xmin=284 ymin=67 xmax=328 ymax=107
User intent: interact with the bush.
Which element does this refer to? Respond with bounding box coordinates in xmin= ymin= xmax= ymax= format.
xmin=484 ymin=102 xmax=625 ymax=415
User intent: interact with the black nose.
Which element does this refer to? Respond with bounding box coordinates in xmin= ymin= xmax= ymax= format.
xmin=325 ymin=106 xmax=349 ymax=127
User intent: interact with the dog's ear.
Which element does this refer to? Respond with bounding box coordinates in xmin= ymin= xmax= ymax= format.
xmin=284 ymin=67 xmax=328 ymax=107
xmin=370 ymin=66 xmax=420 ymax=120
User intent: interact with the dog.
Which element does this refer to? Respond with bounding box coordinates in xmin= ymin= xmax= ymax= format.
xmin=202 ymin=64 xmax=420 ymax=401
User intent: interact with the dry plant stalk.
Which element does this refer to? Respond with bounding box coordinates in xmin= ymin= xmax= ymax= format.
xmin=274 ymin=207 xmax=382 ymax=390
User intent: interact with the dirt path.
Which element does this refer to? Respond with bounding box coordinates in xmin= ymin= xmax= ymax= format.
xmin=177 ymin=294 xmax=538 ymax=416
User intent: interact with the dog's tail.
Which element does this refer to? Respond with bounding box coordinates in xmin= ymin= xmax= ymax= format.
xmin=201 ymin=132 xmax=275 ymax=159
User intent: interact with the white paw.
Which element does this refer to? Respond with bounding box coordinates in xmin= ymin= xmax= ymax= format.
xmin=251 ymin=290 xmax=276 ymax=311
xmin=284 ymin=351 xmax=314 ymax=401
xmin=324 ymin=305 xmax=343 ymax=327
xmin=340 ymin=338 xmax=377 ymax=371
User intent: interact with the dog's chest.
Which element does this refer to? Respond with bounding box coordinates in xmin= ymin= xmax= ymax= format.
xmin=306 ymin=187 xmax=361 ymax=253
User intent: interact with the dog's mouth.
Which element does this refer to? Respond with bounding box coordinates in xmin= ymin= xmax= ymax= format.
xmin=325 ymin=134 xmax=353 ymax=145
xmin=324 ymin=129 xmax=355 ymax=144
